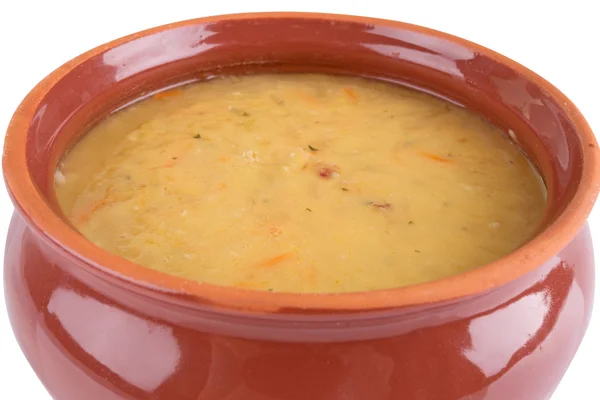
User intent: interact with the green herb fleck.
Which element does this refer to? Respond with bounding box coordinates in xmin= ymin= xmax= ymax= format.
xmin=414 ymin=249 xmax=421 ymax=253
xmin=308 ymin=145 xmax=319 ymax=152
xmin=241 ymin=111 xmax=250 ymax=117
xmin=268 ymin=288 xmax=273 ymax=292
xmin=341 ymin=187 xmax=349 ymax=192
xmin=193 ymin=134 xmax=201 ymax=139
xmin=306 ymin=208 xmax=312 ymax=212
xmin=125 ymin=174 xmax=131 ymax=180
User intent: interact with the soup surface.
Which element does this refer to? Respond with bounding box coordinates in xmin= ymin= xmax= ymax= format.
xmin=55 ymin=74 xmax=545 ymax=293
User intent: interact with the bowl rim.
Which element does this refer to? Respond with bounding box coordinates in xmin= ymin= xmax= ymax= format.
xmin=3 ymin=12 xmax=600 ymax=313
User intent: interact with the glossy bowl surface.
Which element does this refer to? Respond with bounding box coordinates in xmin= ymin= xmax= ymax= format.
xmin=3 ymin=12 xmax=599 ymax=400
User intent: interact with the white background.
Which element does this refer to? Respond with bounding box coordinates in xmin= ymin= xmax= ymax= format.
xmin=0 ymin=1 xmax=598 ymax=399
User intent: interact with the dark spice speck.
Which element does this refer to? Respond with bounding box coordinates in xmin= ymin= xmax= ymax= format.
xmin=370 ymin=202 xmax=392 ymax=210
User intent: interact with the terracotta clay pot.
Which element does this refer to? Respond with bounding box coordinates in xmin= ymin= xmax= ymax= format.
xmin=3 ymin=13 xmax=600 ymax=400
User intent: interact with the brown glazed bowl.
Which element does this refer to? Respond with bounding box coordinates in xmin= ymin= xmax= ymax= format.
xmin=3 ymin=12 xmax=600 ymax=400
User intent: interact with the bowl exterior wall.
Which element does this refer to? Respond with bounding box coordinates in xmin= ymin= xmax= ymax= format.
xmin=5 ymin=211 xmax=594 ymax=400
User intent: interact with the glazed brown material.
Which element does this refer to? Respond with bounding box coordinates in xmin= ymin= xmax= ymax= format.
xmin=3 ymin=13 xmax=599 ymax=400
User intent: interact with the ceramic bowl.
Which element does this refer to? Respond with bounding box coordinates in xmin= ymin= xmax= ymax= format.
xmin=3 ymin=13 xmax=599 ymax=400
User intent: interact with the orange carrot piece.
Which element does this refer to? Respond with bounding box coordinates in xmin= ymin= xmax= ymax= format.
xmin=76 ymin=200 xmax=106 ymax=222
xmin=76 ymin=184 xmax=117 ymax=223
xmin=162 ymin=159 xmax=177 ymax=168
xmin=343 ymin=87 xmax=358 ymax=100
xmin=258 ymin=252 xmax=291 ymax=267
xmin=419 ymin=151 xmax=451 ymax=163
xmin=153 ymin=88 xmax=183 ymax=100
xmin=297 ymin=91 xmax=319 ymax=104
xmin=269 ymin=226 xmax=283 ymax=236
xmin=76 ymin=191 xmax=113 ymax=223
xmin=152 ymin=160 xmax=178 ymax=169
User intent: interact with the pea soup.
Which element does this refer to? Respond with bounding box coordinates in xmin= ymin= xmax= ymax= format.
xmin=55 ymin=74 xmax=546 ymax=293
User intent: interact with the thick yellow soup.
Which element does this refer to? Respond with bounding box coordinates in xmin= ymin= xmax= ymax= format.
xmin=55 ymin=74 xmax=545 ymax=293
